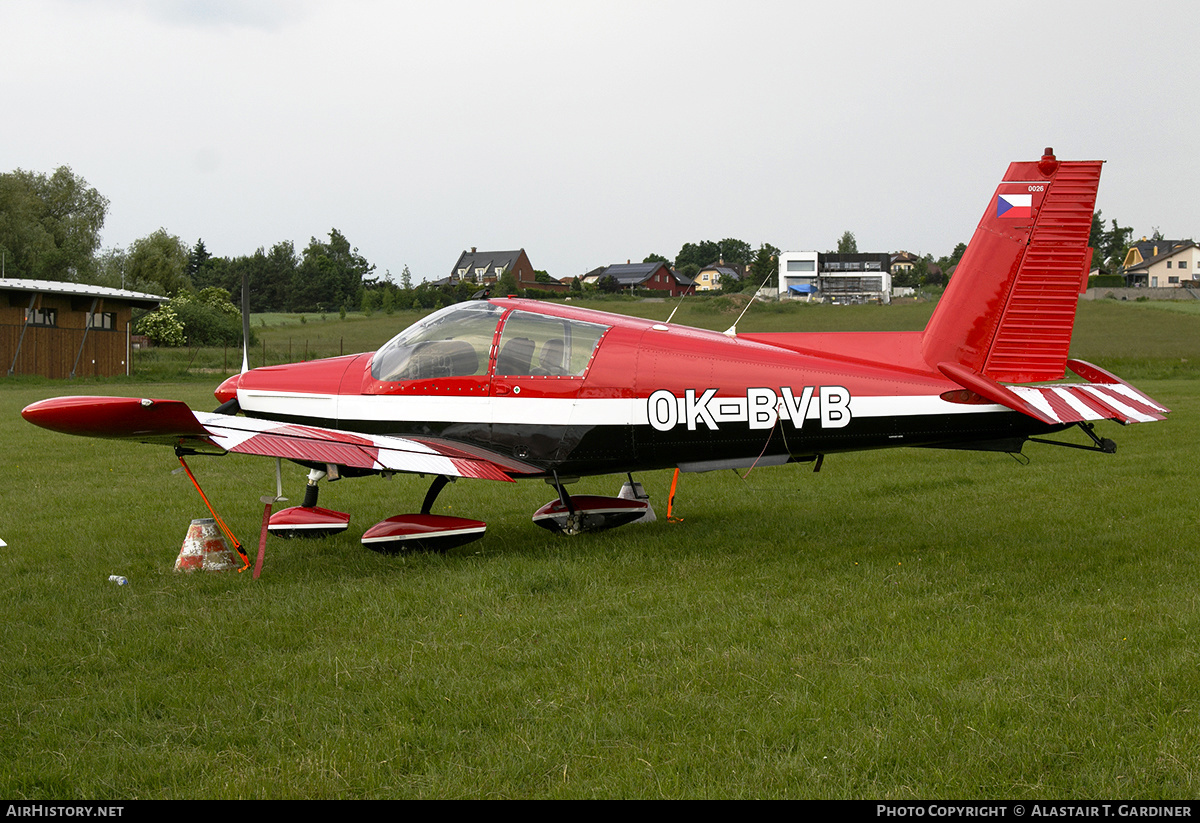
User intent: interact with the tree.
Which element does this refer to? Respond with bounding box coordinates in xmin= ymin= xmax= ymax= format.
xmin=173 ymin=287 xmax=246 ymax=345
xmin=1090 ymin=210 xmax=1105 ymax=253
xmin=94 ymin=247 xmax=128 ymax=290
xmin=293 ymin=229 xmax=375 ymax=312
xmin=946 ymin=242 xmax=967 ymax=270
xmin=361 ymin=288 xmax=379 ymax=316
xmin=718 ymin=238 xmax=752 ymax=266
xmin=891 ymin=264 xmax=917 ymax=289
xmin=935 ymin=242 xmax=967 ymax=278
xmin=675 ymin=240 xmax=721 ymax=271
xmin=837 ymin=231 xmax=858 ymax=254
xmin=494 ymin=267 xmax=521 ymax=297
xmin=125 ymin=229 xmax=191 ymax=296
xmin=921 ymin=255 xmax=944 ymax=286
xmin=643 ymin=253 xmax=670 ymax=265
xmin=1101 ymin=219 xmax=1134 ymax=273
xmin=718 ymin=270 xmax=743 ymax=292
xmin=747 ymin=243 xmax=780 ymax=290
xmin=1088 ymin=211 xmax=1135 ymax=273
xmin=261 ymin=241 xmax=299 ymax=311
xmin=674 ymin=239 xmax=752 ymax=270
xmin=187 ymin=239 xmax=212 ymax=283
xmin=0 ymin=166 xmax=109 ymax=281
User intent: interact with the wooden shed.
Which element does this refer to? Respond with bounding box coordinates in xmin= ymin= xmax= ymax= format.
xmin=1 ymin=279 xmax=166 ymax=378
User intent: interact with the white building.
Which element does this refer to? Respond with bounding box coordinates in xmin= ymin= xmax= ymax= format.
xmin=778 ymin=251 xmax=819 ymax=298
xmin=777 ymin=251 xmax=893 ymax=303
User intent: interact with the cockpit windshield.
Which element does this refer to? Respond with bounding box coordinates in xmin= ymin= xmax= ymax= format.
xmin=371 ymin=302 xmax=501 ymax=382
xmin=370 ymin=302 xmax=609 ymax=383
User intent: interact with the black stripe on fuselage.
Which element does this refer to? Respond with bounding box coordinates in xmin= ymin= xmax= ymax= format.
xmin=245 ymin=408 xmax=1062 ymax=478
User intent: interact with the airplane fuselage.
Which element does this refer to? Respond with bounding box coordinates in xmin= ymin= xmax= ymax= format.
xmin=229 ymin=299 xmax=1055 ymax=479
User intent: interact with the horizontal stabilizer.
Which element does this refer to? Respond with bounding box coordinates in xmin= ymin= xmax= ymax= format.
xmin=937 ymin=362 xmax=1057 ymax=425
xmin=938 ymin=360 xmax=1169 ymax=426
xmin=1007 ymin=383 xmax=1167 ymax=426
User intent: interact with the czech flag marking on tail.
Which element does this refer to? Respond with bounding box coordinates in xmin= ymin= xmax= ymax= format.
xmin=996 ymin=193 xmax=1033 ymax=218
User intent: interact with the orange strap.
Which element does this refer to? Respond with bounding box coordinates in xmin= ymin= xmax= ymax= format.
xmin=667 ymin=468 xmax=683 ymax=522
xmin=177 ymin=455 xmax=249 ymax=571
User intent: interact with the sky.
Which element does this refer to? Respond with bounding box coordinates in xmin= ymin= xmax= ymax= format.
xmin=2 ymin=0 xmax=1196 ymax=284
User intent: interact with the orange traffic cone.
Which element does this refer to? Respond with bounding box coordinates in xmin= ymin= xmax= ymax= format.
xmin=175 ymin=518 xmax=241 ymax=572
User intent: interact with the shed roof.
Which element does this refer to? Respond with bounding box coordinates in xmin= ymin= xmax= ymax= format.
xmin=0 ymin=278 xmax=167 ymax=307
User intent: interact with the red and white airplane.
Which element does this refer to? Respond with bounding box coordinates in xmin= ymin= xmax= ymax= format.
xmin=22 ymin=148 xmax=1169 ymax=555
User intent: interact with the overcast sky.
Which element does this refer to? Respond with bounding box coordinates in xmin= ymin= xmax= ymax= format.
xmin=3 ymin=0 xmax=1195 ymax=283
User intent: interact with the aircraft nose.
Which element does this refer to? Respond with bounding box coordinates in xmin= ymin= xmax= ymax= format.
xmin=214 ymin=373 xmax=241 ymax=405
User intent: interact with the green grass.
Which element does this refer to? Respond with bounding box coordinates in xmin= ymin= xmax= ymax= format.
xmin=1098 ymin=299 xmax=1200 ymax=316
xmin=2 ymin=299 xmax=1199 ymax=798
xmin=121 ymin=295 xmax=1200 ymax=382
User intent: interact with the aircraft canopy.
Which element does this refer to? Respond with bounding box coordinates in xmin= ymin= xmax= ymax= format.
xmin=371 ymin=302 xmax=608 ymax=383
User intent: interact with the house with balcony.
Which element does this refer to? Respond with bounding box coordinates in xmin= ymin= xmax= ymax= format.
xmin=1122 ymin=238 xmax=1199 ymax=288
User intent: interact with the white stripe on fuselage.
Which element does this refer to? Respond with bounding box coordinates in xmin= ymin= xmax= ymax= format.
xmin=238 ymin=388 xmax=1007 ymax=429
xmin=237 ymin=391 xmax=339 ymax=423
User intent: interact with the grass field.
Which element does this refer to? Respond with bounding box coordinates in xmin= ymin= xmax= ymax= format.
xmin=121 ymin=295 xmax=1200 ymax=382
xmin=2 ymin=297 xmax=1198 ymax=798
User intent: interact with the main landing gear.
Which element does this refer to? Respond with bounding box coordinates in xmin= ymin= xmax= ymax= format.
xmin=268 ymin=468 xmax=657 ymax=552
xmin=268 ymin=469 xmax=487 ymax=553
xmin=267 ymin=468 xmax=352 ymax=539
xmin=360 ymin=474 xmax=487 ymax=553
xmin=532 ymin=473 xmax=654 ymax=535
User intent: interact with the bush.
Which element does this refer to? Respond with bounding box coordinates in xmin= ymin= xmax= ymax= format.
xmin=135 ymin=288 xmax=252 ymax=347
xmin=136 ymin=305 xmax=185 ymax=347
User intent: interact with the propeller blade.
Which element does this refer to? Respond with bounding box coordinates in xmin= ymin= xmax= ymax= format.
xmin=241 ymin=270 xmax=250 ymax=374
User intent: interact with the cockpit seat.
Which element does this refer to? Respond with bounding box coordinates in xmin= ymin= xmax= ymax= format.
xmin=495 ymin=337 xmax=535 ymax=375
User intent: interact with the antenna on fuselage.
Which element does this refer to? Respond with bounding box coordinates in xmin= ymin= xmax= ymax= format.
xmin=664 ymin=278 xmax=691 ymax=325
xmin=722 ymin=268 xmax=776 ymax=337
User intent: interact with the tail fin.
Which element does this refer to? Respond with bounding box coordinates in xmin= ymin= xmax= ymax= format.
xmin=921 ymin=148 xmax=1101 ymax=383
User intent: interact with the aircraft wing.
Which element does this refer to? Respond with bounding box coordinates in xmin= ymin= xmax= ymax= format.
xmin=22 ymin=396 xmax=537 ymax=482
